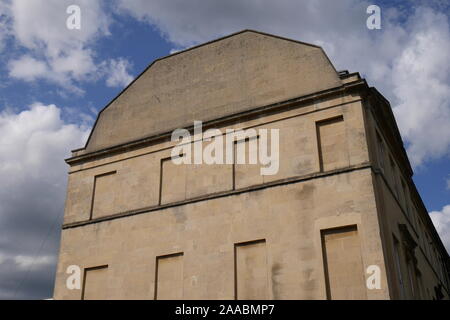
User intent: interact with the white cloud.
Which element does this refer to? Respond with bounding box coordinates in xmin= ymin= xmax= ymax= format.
xmin=14 ymin=255 xmax=55 ymax=271
xmin=8 ymin=55 xmax=48 ymax=81
xmin=430 ymin=205 xmax=450 ymax=253
xmin=391 ymin=8 xmax=450 ymax=166
xmin=6 ymin=0 xmax=109 ymax=88
xmin=116 ymin=0 xmax=370 ymax=47
xmin=50 ymin=48 xmax=97 ymax=81
xmin=10 ymin=0 xmax=109 ymax=50
xmin=104 ymin=58 xmax=134 ymax=88
xmin=0 ymin=103 xmax=90 ymax=298
xmin=3 ymin=0 xmax=133 ymax=91
xmin=116 ymin=1 xmax=450 ymax=167
xmin=0 ymin=103 xmax=90 ymax=184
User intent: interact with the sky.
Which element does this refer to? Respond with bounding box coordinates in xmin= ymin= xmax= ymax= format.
xmin=0 ymin=0 xmax=449 ymax=299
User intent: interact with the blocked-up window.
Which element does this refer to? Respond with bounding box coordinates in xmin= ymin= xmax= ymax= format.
xmin=425 ymin=233 xmax=431 ymax=260
xmin=393 ymin=236 xmax=405 ymax=299
xmin=82 ymin=265 xmax=108 ymax=300
xmin=406 ymin=255 xmax=416 ymax=298
xmin=316 ymin=116 xmax=348 ymax=172
xmin=185 ymin=137 xmax=233 ymax=198
xmin=401 ymin=180 xmax=410 ymax=217
xmin=321 ymin=226 xmax=366 ymax=300
xmin=234 ymin=135 xmax=263 ymax=189
xmin=160 ymin=157 xmax=187 ymax=204
xmin=91 ymin=171 xmax=117 ymax=219
xmin=234 ymin=240 xmax=268 ymax=300
xmin=389 ymin=157 xmax=399 ymax=198
xmin=160 ymin=139 xmax=233 ymax=203
xmin=154 ymin=253 xmax=184 ymax=300
xmin=376 ymin=132 xmax=385 ymax=171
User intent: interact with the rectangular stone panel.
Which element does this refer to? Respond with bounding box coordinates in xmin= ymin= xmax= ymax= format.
xmin=234 ymin=136 xmax=264 ymax=189
xmin=91 ymin=171 xmax=117 ymax=219
xmin=155 ymin=253 xmax=184 ymax=300
xmin=317 ymin=116 xmax=348 ymax=172
xmin=160 ymin=158 xmax=187 ymax=204
xmin=185 ymin=138 xmax=233 ymax=198
xmin=321 ymin=226 xmax=366 ymax=300
xmin=235 ymin=240 xmax=268 ymax=300
xmin=82 ymin=265 xmax=108 ymax=300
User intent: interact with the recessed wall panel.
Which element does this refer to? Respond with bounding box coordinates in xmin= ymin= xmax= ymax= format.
xmin=155 ymin=253 xmax=184 ymax=300
xmin=234 ymin=137 xmax=264 ymax=189
xmin=317 ymin=117 xmax=348 ymax=172
xmin=160 ymin=159 xmax=187 ymax=204
xmin=235 ymin=240 xmax=268 ymax=300
xmin=91 ymin=172 xmax=117 ymax=219
xmin=82 ymin=266 xmax=108 ymax=300
xmin=321 ymin=226 xmax=366 ymax=300
xmin=185 ymin=139 xmax=233 ymax=198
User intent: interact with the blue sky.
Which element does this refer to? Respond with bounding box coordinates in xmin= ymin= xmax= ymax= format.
xmin=0 ymin=0 xmax=449 ymax=299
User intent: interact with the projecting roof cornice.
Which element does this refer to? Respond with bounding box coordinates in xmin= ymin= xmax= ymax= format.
xmin=66 ymin=79 xmax=368 ymax=165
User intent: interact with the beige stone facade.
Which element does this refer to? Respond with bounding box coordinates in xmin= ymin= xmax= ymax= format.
xmin=53 ymin=30 xmax=449 ymax=300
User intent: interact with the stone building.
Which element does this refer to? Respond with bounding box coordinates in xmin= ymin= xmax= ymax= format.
xmin=53 ymin=30 xmax=449 ymax=300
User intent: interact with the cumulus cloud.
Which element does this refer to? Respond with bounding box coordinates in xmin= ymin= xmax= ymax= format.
xmin=0 ymin=103 xmax=90 ymax=299
xmin=391 ymin=8 xmax=450 ymax=166
xmin=5 ymin=0 xmax=109 ymax=90
xmin=8 ymin=55 xmax=49 ymax=81
xmin=116 ymin=0 xmax=370 ymax=48
xmin=116 ymin=0 xmax=450 ymax=167
xmin=430 ymin=205 xmax=450 ymax=253
xmin=104 ymin=58 xmax=134 ymax=88
xmin=2 ymin=0 xmax=133 ymax=91
xmin=10 ymin=0 xmax=109 ymax=50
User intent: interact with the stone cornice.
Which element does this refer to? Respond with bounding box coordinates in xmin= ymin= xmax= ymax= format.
xmin=66 ymin=79 xmax=368 ymax=166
